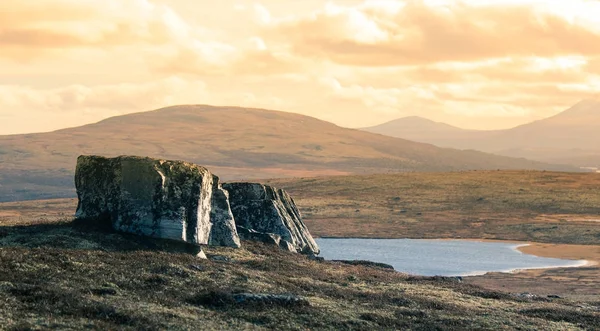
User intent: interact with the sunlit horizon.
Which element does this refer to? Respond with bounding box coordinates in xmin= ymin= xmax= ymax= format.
xmin=2 ymin=0 xmax=600 ymax=134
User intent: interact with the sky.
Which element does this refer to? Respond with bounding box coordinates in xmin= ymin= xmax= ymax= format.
xmin=1 ymin=0 xmax=600 ymax=134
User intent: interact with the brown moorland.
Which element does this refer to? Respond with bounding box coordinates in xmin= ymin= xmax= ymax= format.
xmin=1 ymin=217 xmax=599 ymax=330
xmin=265 ymin=170 xmax=600 ymax=245
xmin=264 ymin=170 xmax=600 ymax=301
xmin=464 ymin=243 xmax=600 ymax=302
xmin=362 ymin=98 xmax=600 ymax=167
xmin=0 ymin=105 xmax=574 ymax=202
xmin=2 ymin=170 xmax=600 ymax=303
xmin=5 ymin=170 xmax=600 ymax=244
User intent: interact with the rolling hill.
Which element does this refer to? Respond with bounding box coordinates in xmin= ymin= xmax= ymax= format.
xmin=0 ymin=105 xmax=574 ymax=202
xmin=363 ymin=98 xmax=600 ymax=168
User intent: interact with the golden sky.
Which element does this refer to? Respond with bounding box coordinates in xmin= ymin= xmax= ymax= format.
xmin=1 ymin=0 xmax=600 ymax=134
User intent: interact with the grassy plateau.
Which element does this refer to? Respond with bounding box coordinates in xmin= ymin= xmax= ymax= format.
xmin=1 ymin=170 xmax=599 ymax=329
xmin=265 ymin=170 xmax=600 ymax=244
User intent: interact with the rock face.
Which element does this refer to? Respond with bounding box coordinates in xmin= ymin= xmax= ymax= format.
xmin=223 ymin=183 xmax=320 ymax=255
xmin=208 ymin=175 xmax=240 ymax=248
xmin=75 ymin=155 xmax=319 ymax=255
xmin=75 ymin=155 xmax=240 ymax=248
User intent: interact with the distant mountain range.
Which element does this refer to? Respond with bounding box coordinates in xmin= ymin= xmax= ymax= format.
xmin=0 ymin=105 xmax=574 ymax=202
xmin=363 ymin=98 xmax=600 ymax=169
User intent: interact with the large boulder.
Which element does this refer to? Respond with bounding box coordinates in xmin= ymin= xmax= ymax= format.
xmin=223 ymin=183 xmax=319 ymax=255
xmin=75 ymin=155 xmax=240 ymax=248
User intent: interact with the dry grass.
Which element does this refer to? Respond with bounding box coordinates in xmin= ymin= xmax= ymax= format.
xmin=266 ymin=170 xmax=600 ymax=245
xmin=2 ymin=170 xmax=600 ymax=321
xmin=1 ymin=218 xmax=599 ymax=330
xmin=263 ymin=170 xmax=600 ymax=303
xmin=7 ymin=171 xmax=599 ymax=245
xmin=0 ymin=105 xmax=573 ymax=202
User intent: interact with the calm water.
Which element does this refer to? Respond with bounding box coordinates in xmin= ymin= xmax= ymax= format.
xmin=315 ymin=238 xmax=587 ymax=276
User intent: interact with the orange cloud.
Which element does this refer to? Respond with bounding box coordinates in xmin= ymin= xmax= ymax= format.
xmin=266 ymin=1 xmax=600 ymax=66
xmin=0 ymin=77 xmax=210 ymax=133
xmin=0 ymin=0 xmax=223 ymax=64
xmin=1 ymin=0 xmax=600 ymax=133
xmin=0 ymin=0 xmax=305 ymax=77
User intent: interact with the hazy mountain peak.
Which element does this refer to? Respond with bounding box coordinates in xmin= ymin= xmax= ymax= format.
xmin=363 ymin=116 xmax=470 ymax=137
xmin=362 ymin=99 xmax=600 ymax=168
xmin=551 ymin=98 xmax=600 ymax=120
xmin=394 ymin=115 xmax=436 ymax=122
xmin=0 ymin=104 xmax=570 ymax=202
xmin=393 ymin=116 xmax=459 ymax=127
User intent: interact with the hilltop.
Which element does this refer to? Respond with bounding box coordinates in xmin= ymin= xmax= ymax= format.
xmin=362 ymin=98 xmax=600 ymax=168
xmin=0 ymin=105 xmax=571 ymax=202
xmin=363 ymin=116 xmax=488 ymax=143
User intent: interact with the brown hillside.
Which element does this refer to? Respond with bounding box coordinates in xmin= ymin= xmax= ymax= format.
xmin=0 ymin=105 xmax=572 ymax=201
xmin=362 ymin=98 xmax=600 ymax=168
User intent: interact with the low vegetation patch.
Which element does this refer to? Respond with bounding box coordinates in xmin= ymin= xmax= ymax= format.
xmin=267 ymin=170 xmax=600 ymax=245
xmin=1 ymin=219 xmax=599 ymax=330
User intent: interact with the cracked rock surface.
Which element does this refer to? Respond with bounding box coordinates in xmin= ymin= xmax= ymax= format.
xmin=75 ymin=155 xmax=240 ymax=248
xmin=223 ymin=183 xmax=319 ymax=255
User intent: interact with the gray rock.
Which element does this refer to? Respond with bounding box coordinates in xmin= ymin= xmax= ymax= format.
xmin=188 ymin=246 xmax=208 ymax=259
xmin=208 ymin=175 xmax=241 ymax=248
xmin=515 ymin=292 xmax=538 ymax=300
xmin=308 ymin=254 xmax=325 ymax=262
xmin=207 ymin=255 xmax=231 ymax=262
xmin=223 ymin=183 xmax=319 ymax=255
xmin=237 ymin=226 xmax=282 ymax=246
xmin=279 ymin=240 xmax=298 ymax=253
xmin=75 ymin=155 xmax=240 ymax=248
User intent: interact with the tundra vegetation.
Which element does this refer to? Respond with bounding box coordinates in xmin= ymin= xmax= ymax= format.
xmin=1 ymin=219 xmax=599 ymax=330
xmin=1 ymin=170 xmax=599 ymax=329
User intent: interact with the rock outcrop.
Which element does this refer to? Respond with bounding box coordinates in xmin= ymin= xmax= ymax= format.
xmin=223 ymin=183 xmax=320 ymax=255
xmin=75 ymin=155 xmax=240 ymax=248
xmin=75 ymin=155 xmax=319 ymax=256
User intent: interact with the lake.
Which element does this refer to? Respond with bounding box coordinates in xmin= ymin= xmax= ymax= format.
xmin=315 ymin=238 xmax=588 ymax=276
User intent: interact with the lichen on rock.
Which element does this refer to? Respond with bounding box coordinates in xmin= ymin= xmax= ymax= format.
xmin=75 ymin=155 xmax=240 ymax=248
xmin=223 ymin=183 xmax=320 ymax=255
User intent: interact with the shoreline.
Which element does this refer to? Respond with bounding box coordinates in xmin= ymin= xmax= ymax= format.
xmin=315 ymin=237 xmax=600 ymax=276
xmin=443 ymin=238 xmax=600 ymax=271
xmin=461 ymin=241 xmax=600 ymax=301
xmin=513 ymin=244 xmax=597 ymax=267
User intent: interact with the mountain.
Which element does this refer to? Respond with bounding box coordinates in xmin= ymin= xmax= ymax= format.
xmin=0 ymin=105 xmax=574 ymax=202
xmin=364 ymin=116 xmax=473 ymax=137
xmin=363 ymin=116 xmax=496 ymax=147
xmin=362 ymin=98 xmax=600 ymax=168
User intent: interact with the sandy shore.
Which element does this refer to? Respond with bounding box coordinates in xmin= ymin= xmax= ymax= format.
xmin=439 ymin=238 xmax=600 ymax=267
xmin=462 ymin=241 xmax=600 ymax=301
xmin=516 ymin=242 xmax=600 ymax=266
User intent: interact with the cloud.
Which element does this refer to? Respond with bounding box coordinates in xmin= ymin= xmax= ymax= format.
xmin=0 ymin=77 xmax=209 ymax=134
xmin=2 ymin=0 xmax=600 ymax=133
xmin=252 ymin=3 xmax=272 ymax=25
xmin=0 ymin=0 xmax=240 ymax=72
xmin=0 ymin=0 xmax=306 ymax=77
xmin=318 ymin=76 xmax=437 ymax=115
xmin=1 ymin=1 xmax=164 ymax=47
xmin=340 ymin=56 xmax=594 ymax=90
xmin=265 ymin=0 xmax=600 ymax=66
